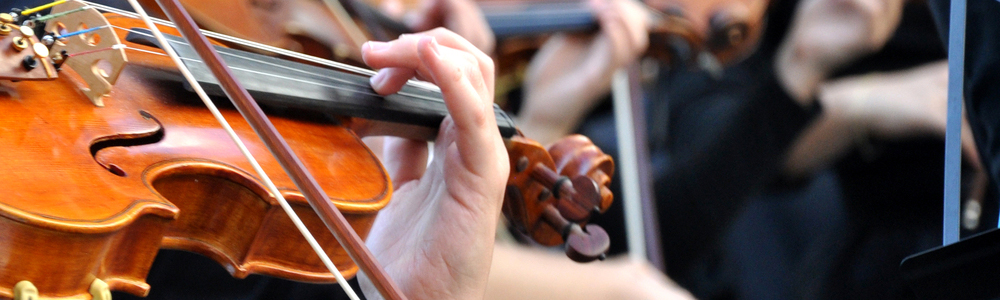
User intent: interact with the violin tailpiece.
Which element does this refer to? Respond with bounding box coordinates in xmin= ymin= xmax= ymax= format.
xmin=44 ymin=0 xmax=127 ymax=107
xmin=0 ymin=22 xmax=57 ymax=81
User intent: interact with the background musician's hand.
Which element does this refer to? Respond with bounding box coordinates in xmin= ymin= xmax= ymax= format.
xmin=358 ymin=28 xmax=508 ymax=300
xmin=516 ymin=0 xmax=649 ymax=145
xmin=785 ymin=61 xmax=981 ymax=177
xmin=386 ymin=0 xmax=496 ymax=53
xmin=776 ymin=0 xmax=904 ymax=104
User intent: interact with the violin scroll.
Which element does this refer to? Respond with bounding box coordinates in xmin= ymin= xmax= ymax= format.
xmin=504 ymin=134 xmax=614 ymax=262
xmin=647 ymin=0 xmax=770 ymax=68
xmin=549 ymin=134 xmax=614 ymax=213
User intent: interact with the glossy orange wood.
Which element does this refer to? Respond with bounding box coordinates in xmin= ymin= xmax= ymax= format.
xmin=505 ymin=136 xmax=563 ymax=246
xmin=0 ymin=15 xmax=389 ymax=299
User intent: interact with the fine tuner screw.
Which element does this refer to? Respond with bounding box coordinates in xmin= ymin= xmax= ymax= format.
xmin=22 ymin=55 xmax=37 ymax=71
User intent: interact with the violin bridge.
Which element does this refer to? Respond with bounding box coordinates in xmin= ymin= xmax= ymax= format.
xmin=44 ymin=0 xmax=127 ymax=107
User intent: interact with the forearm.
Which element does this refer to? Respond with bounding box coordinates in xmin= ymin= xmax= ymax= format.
xmin=783 ymin=83 xmax=865 ymax=177
xmin=485 ymin=244 xmax=694 ymax=300
xmin=785 ymin=60 xmax=952 ymax=177
xmin=782 ymin=111 xmax=858 ymax=177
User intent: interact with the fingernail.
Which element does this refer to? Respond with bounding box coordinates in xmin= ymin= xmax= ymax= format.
xmin=370 ymin=70 xmax=388 ymax=90
xmin=424 ymin=37 xmax=441 ymax=58
xmin=366 ymin=41 xmax=390 ymax=52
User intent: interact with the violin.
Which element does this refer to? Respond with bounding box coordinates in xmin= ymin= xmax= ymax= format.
xmin=0 ymin=1 xmax=614 ymax=299
xmin=482 ymin=0 xmax=770 ymax=75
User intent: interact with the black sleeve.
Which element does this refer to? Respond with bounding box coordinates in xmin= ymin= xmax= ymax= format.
xmin=927 ymin=0 xmax=1000 ymax=194
xmin=655 ymin=59 xmax=822 ymax=278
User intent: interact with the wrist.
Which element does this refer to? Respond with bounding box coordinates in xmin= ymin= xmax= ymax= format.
xmin=776 ymin=43 xmax=828 ymax=106
xmin=817 ymin=80 xmax=874 ymax=151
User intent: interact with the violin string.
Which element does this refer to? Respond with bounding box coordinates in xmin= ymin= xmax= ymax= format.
xmin=65 ymin=43 xmax=124 ymax=57
xmin=31 ymin=5 xmax=89 ymax=21
xmin=21 ymin=0 xmax=67 ymax=15
xmin=125 ymin=43 xmax=389 ymax=97
xmin=31 ymin=2 xmax=381 ymax=94
xmin=53 ymin=24 xmax=106 ymax=39
xmin=80 ymin=0 xmax=441 ymax=92
xmin=121 ymin=1 xmax=361 ymax=299
xmin=108 ymin=27 xmax=445 ymax=104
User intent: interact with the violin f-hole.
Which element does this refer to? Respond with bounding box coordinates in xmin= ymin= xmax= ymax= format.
xmin=90 ymin=110 xmax=165 ymax=176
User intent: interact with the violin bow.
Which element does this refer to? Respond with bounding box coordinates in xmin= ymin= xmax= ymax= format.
xmin=611 ymin=65 xmax=664 ymax=270
xmin=124 ymin=0 xmax=408 ymax=299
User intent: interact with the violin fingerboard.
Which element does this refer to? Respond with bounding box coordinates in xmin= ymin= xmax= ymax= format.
xmin=125 ymin=28 xmax=517 ymax=140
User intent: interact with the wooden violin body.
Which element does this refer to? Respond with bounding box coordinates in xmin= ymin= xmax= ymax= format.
xmin=0 ymin=2 xmax=614 ymax=298
xmin=0 ymin=13 xmax=389 ymax=299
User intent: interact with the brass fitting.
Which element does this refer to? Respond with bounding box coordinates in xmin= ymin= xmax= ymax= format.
xmin=19 ymin=25 xmax=33 ymax=37
xmin=32 ymin=42 xmax=49 ymax=58
xmin=11 ymin=36 xmax=28 ymax=51
xmin=51 ymin=50 xmax=66 ymax=65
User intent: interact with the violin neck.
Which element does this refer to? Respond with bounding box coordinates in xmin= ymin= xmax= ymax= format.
xmin=125 ymin=29 xmax=518 ymax=141
xmin=481 ymin=2 xmax=598 ymax=39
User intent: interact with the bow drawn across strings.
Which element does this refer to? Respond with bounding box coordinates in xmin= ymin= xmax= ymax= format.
xmin=122 ymin=0 xmax=408 ymax=298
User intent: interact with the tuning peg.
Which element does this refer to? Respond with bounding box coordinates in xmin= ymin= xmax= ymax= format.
xmin=530 ymin=164 xmax=600 ymax=222
xmin=541 ymin=205 xmax=609 ymax=262
xmin=564 ymin=224 xmax=610 ymax=263
xmin=551 ymin=176 xmax=601 ymax=222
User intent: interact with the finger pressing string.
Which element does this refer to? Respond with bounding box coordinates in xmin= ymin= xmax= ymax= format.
xmin=416 ymin=37 xmax=500 ymax=174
